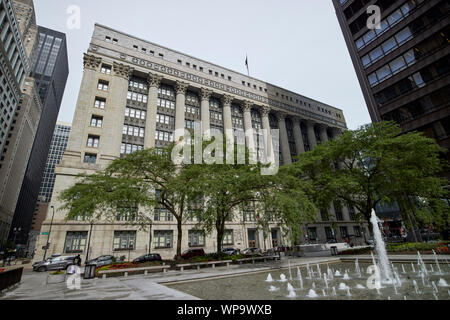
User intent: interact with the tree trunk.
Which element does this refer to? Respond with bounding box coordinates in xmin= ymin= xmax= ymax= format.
xmin=216 ymin=219 xmax=225 ymax=258
xmin=176 ymin=219 xmax=183 ymax=259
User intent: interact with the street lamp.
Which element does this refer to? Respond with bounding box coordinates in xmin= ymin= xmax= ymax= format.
xmin=43 ymin=206 xmax=55 ymax=260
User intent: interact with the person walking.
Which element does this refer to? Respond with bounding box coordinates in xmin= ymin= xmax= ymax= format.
xmin=74 ymin=254 xmax=81 ymax=266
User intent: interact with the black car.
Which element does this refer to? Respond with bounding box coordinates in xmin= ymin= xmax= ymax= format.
xmin=221 ymin=248 xmax=239 ymax=256
xmin=133 ymin=254 xmax=162 ymax=264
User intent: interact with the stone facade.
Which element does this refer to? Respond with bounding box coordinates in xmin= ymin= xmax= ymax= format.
xmin=34 ymin=24 xmax=367 ymax=262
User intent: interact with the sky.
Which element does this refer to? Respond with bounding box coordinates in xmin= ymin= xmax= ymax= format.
xmin=34 ymin=0 xmax=371 ymax=130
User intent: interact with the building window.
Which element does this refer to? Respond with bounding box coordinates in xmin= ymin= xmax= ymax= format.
xmin=125 ymin=107 xmax=146 ymax=120
xmin=116 ymin=205 xmax=137 ymax=221
xmin=101 ymin=65 xmax=111 ymax=74
xmin=348 ymin=206 xmax=357 ymax=221
xmin=188 ymin=230 xmax=205 ymax=247
xmin=113 ymin=231 xmax=136 ymax=251
xmin=154 ymin=207 xmax=173 ymax=221
xmin=307 ymin=227 xmax=317 ymax=241
xmin=97 ymin=80 xmax=109 ymax=91
xmin=64 ymin=231 xmax=87 ymax=253
xmin=354 ymin=226 xmax=362 ymax=237
xmin=243 ymin=202 xmax=256 ymax=222
xmin=334 ymin=203 xmax=343 ymax=221
xmin=340 ymin=226 xmax=348 ymax=239
xmin=83 ymin=153 xmax=97 ymax=164
xmin=325 ymin=227 xmax=335 ymax=241
xmin=222 ymin=230 xmax=233 ymax=245
xmin=94 ymin=97 xmax=106 ymax=109
xmin=90 ymin=116 xmax=103 ymax=128
xmin=154 ymin=230 xmax=173 ymax=248
xmin=87 ymin=135 xmax=99 ymax=148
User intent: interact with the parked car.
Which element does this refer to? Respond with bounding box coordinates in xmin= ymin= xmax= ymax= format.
xmin=241 ymin=248 xmax=262 ymax=256
xmin=180 ymin=248 xmax=205 ymax=260
xmin=32 ymin=256 xmax=77 ymax=272
xmin=133 ymin=254 xmax=162 ymax=264
xmin=221 ymin=248 xmax=239 ymax=256
xmin=86 ymin=255 xmax=114 ymax=267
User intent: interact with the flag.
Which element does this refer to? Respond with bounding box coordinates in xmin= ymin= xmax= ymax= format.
xmin=245 ymin=54 xmax=249 ymax=76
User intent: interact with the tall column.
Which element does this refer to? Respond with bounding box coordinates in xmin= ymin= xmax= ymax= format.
xmin=102 ymin=62 xmax=133 ymax=161
xmin=292 ymin=117 xmax=306 ymax=156
xmin=200 ymin=88 xmax=212 ymax=139
xmin=144 ymin=73 xmax=162 ymax=149
xmin=306 ymin=120 xmax=317 ymax=150
xmin=278 ymin=113 xmax=292 ymax=165
xmin=319 ymin=125 xmax=329 ymax=143
xmin=331 ymin=127 xmax=342 ymax=140
xmin=242 ymin=101 xmax=256 ymax=161
xmin=261 ymin=106 xmax=274 ymax=164
xmin=175 ymin=81 xmax=188 ymax=142
xmin=222 ymin=95 xmax=234 ymax=144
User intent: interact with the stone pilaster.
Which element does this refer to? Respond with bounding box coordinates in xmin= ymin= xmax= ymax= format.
xmin=277 ymin=113 xmax=292 ymax=165
xmin=260 ymin=106 xmax=274 ymax=164
xmin=306 ymin=120 xmax=317 ymax=150
xmin=175 ymin=81 xmax=189 ymax=142
xmin=64 ymin=54 xmax=103 ymax=164
xmin=292 ymin=117 xmax=306 ymax=156
xmin=200 ymin=88 xmax=212 ymax=139
xmin=242 ymin=101 xmax=256 ymax=162
xmin=222 ymin=95 xmax=234 ymax=145
xmin=100 ymin=62 xmax=133 ymax=161
xmin=144 ymin=73 xmax=163 ymax=149
xmin=319 ymin=125 xmax=329 ymax=143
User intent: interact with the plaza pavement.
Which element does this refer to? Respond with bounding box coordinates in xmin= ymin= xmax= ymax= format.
xmin=1 ymin=254 xmax=448 ymax=300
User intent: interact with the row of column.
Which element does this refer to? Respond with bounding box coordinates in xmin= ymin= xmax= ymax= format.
xmin=141 ymin=72 xmax=341 ymax=163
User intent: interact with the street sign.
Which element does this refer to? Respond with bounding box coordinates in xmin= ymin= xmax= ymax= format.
xmin=41 ymin=232 xmax=49 ymax=235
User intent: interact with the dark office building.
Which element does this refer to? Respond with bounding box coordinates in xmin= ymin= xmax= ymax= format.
xmin=8 ymin=26 xmax=68 ymax=246
xmin=333 ymin=0 xmax=450 ymax=177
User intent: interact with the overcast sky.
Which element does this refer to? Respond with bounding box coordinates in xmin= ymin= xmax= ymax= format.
xmin=34 ymin=0 xmax=370 ymax=130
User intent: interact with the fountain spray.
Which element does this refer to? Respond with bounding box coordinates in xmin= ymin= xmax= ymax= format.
xmin=297 ymin=267 xmax=303 ymax=290
xmin=432 ymin=250 xmax=442 ymax=275
xmin=370 ymin=210 xmax=393 ymax=283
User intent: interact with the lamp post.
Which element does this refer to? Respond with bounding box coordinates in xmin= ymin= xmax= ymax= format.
xmin=43 ymin=206 xmax=55 ymax=260
xmin=85 ymin=221 xmax=94 ymax=263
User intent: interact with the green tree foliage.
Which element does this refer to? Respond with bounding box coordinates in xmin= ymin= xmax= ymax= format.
xmin=289 ymin=121 xmax=449 ymax=235
xmin=58 ymin=145 xmax=196 ymax=259
xmin=183 ymin=137 xmax=316 ymax=255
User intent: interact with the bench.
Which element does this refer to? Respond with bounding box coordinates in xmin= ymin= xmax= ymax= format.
xmin=176 ymin=260 xmax=232 ymax=271
xmin=98 ymin=265 xmax=170 ymax=278
xmin=235 ymin=255 xmax=280 ymax=265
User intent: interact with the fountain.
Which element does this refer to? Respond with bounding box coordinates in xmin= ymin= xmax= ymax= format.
xmin=297 ymin=267 xmax=303 ymax=290
xmin=355 ymin=259 xmax=361 ymax=278
xmin=324 ymin=273 xmax=328 ymax=289
xmin=332 ymin=287 xmax=337 ymax=296
xmin=287 ymin=289 xmax=297 ymax=298
xmin=438 ymin=278 xmax=448 ymax=287
xmin=312 ymin=282 xmax=316 ymax=289
xmin=288 ymin=260 xmax=293 ymax=280
xmin=432 ymin=281 xmax=438 ymax=293
xmin=413 ymin=280 xmax=421 ymax=294
xmin=280 ymin=274 xmax=287 ymax=282
xmin=338 ymin=283 xmax=349 ymax=290
xmin=346 ymin=288 xmax=351 ymax=297
xmin=307 ymin=289 xmax=318 ymax=298
xmin=356 ymin=284 xmax=365 ymax=289
xmin=401 ymin=264 xmax=406 ymax=274
xmin=335 ymin=270 xmax=342 ymax=277
xmin=287 ymin=283 xmax=295 ymax=292
xmin=316 ymin=264 xmax=322 ymax=279
xmin=432 ymin=250 xmax=442 ymax=275
xmin=266 ymin=274 xmax=273 ymax=282
xmin=268 ymin=286 xmax=279 ymax=292
xmin=411 ymin=263 xmax=416 ymax=273
xmin=433 ymin=293 xmax=439 ymax=300
xmin=322 ymin=289 xmax=327 ymax=297
xmin=343 ymin=272 xmax=350 ymax=280
xmin=370 ymin=210 xmax=393 ymax=283
xmin=417 ymin=252 xmax=428 ymax=277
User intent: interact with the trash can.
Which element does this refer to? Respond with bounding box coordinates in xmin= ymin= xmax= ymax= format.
xmin=83 ymin=264 xmax=96 ymax=279
xmin=330 ymin=246 xmax=338 ymax=256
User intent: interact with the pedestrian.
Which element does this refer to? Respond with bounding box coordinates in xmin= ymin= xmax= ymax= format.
xmin=74 ymin=254 xmax=81 ymax=266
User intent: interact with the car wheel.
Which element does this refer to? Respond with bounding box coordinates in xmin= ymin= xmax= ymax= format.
xmin=38 ymin=266 xmax=47 ymax=272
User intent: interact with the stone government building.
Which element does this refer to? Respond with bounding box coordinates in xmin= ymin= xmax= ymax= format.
xmin=34 ymin=24 xmax=367 ymax=261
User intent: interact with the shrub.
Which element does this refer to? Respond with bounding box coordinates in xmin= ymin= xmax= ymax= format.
xmin=339 ymin=247 xmax=373 ymax=255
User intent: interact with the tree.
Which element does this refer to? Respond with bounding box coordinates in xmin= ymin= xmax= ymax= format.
xmin=59 ymin=145 xmax=196 ymax=259
xmin=289 ymin=121 xmax=449 ymax=237
xmin=183 ymin=137 xmax=316 ymax=255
